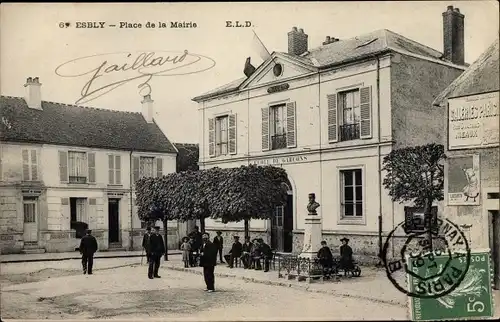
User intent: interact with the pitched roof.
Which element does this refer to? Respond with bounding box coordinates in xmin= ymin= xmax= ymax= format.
xmin=433 ymin=39 xmax=499 ymax=106
xmin=194 ymin=29 xmax=463 ymax=101
xmin=0 ymin=96 xmax=177 ymax=154
xmin=173 ymin=143 xmax=199 ymax=172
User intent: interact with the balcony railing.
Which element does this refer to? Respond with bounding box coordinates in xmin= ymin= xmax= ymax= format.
xmin=340 ymin=123 xmax=360 ymax=141
xmin=271 ymin=134 xmax=287 ymax=150
xmin=69 ymin=176 xmax=87 ymax=184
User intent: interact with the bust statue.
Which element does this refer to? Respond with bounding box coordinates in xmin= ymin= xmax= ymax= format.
xmin=307 ymin=193 xmax=320 ymax=215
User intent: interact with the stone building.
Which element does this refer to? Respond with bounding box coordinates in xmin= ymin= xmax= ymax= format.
xmin=191 ymin=6 xmax=468 ymax=258
xmin=0 ymin=78 xmax=180 ymax=254
xmin=433 ymin=39 xmax=499 ymax=288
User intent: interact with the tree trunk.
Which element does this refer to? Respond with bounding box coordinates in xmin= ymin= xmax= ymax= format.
xmin=423 ymin=198 xmax=434 ymax=251
xmin=200 ymin=218 xmax=206 ymax=233
xmin=163 ymin=219 xmax=169 ymax=261
xmin=244 ymin=219 xmax=249 ymax=239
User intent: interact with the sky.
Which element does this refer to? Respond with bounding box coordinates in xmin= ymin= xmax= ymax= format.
xmin=1 ymin=1 xmax=498 ymax=144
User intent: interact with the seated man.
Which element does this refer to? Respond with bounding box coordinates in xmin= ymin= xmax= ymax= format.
xmin=241 ymin=236 xmax=254 ymax=269
xmin=250 ymin=239 xmax=261 ymax=270
xmin=317 ymin=240 xmax=334 ymax=276
xmin=224 ymin=235 xmax=243 ymax=268
xmin=339 ymin=237 xmax=355 ymax=272
xmin=256 ymin=238 xmax=273 ymax=272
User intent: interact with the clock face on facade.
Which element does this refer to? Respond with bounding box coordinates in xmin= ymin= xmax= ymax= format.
xmin=273 ymin=63 xmax=283 ymax=77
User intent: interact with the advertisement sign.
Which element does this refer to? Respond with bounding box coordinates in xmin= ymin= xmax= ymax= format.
xmin=408 ymin=250 xmax=494 ymax=321
xmin=448 ymin=91 xmax=499 ymax=150
xmin=446 ymin=154 xmax=480 ymax=206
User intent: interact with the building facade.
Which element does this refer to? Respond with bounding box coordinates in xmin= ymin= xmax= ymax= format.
xmin=433 ymin=39 xmax=499 ymax=288
xmin=0 ymin=78 xmax=180 ymax=254
xmin=192 ymin=7 xmax=468 ymax=258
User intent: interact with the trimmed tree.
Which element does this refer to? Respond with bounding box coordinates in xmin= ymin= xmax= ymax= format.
xmin=381 ymin=143 xmax=447 ymax=249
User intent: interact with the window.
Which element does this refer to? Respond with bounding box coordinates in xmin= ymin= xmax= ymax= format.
xmin=108 ymin=155 xmax=122 ymax=185
xmin=140 ymin=157 xmax=155 ymax=178
xmin=23 ymin=198 xmax=37 ymax=223
xmin=215 ymin=116 xmax=228 ymax=156
xmin=340 ymin=169 xmax=363 ymax=218
xmin=68 ymin=152 xmax=88 ymax=183
xmin=70 ymin=198 xmax=88 ymax=222
xmin=22 ymin=149 xmax=38 ymax=181
xmin=270 ymin=104 xmax=287 ymax=150
xmin=272 ymin=205 xmax=284 ymax=227
xmin=339 ymin=90 xmax=361 ymax=141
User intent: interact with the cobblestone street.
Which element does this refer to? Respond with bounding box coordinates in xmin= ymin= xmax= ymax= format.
xmin=1 ymin=257 xmax=408 ymax=320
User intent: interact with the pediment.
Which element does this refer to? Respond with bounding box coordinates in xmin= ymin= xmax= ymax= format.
xmin=241 ymin=53 xmax=316 ymax=89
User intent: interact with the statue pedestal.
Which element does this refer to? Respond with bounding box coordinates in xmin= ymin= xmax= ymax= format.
xmin=299 ymin=214 xmax=323 ymax=259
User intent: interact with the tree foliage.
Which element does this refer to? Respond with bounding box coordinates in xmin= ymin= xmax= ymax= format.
xmin=381 ymin=143 xmax=446 ymax=208
xmin=135 ymin=165 xmax=289 ymax=224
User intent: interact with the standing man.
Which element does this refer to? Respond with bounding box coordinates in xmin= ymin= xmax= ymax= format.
xmin=189 ymin=226 xmax=203 ymax=253
xmin=199 ymin=232 xmax=218 ymax=292
xmin=79 ymin=229 xmax=98 ymax=275
xmin=213 ymin=231 xmax=224 ymax=264
xmin=147 ymin=226 xmax=165 ymax=279
xmin=142 ymin=226 xmax=152 ymax=264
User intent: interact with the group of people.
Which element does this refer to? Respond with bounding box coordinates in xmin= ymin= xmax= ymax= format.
xmin=316 ymin=237 xmax=355 ymax=276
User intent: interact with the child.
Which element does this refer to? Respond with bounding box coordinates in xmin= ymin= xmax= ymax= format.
xmin=180 ymin=237 xmax=191 ymax=268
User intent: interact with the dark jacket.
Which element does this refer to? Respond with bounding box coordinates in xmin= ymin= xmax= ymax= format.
xmin=242 ymin=241 xmax=253 ymax=253
xmin=79 ymin=234 xmax=98 ymax=255
xmin=148 ymin=233 xmax=166 ymax=255
xmin=340 ymin=244 xmax=354 ymax=269
xmin=317 ymin=246 xmax=333 ymax=261
xmin=259 ymin=242 xmax=273 ymax=258
xmin=142 ymin=233 xmax=151 ymax=250
xmin=200 ymin=240 xmax=218 ymax=267
xmin=189 ymin=231 xmax=203 ymax=250
xmin=229 ymin=241 xmax=243 ymax=257
xmin=213 ymin=235 xmax=224 ymax=250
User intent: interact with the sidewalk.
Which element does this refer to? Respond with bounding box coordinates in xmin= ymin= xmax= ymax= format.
xmin=161 ymin=255 xmax=408 ymax=307
xmin=0 ymin=249 xmax=181 ymax=263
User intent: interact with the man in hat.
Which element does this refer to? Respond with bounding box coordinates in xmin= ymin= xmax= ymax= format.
xmin=199 ymin=232 xmax=218 ymax=292
xmin=226 ymin=235 xmax=242 ymax=268
xmin=142 ymin=226 xmax=152 ymax=264
xmin=241 ymin=236 xmax=254 ymax=269
xmin=339 ymin=237 xmax=354 ymax=271
xmin=213 ymin=231 xmax=224 ymax=264
xmin=79 ymin=229 xmax=98 ymax=275
xmin=257 ymin=238 xmax=272 ymax=272
xmin=147 ymin=226 xmax=165 ymax=279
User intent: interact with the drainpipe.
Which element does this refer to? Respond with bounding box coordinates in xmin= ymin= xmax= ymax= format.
xmin=129 ymin=150 xmax=134 ymax=251
xmin=318 ymin=70 xmax=323 ymax=237
xmin=376 ymin=57 xmax=383 ymax=264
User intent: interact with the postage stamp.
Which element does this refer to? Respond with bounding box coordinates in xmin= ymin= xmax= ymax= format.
xmin=381 ymin=218 xmax=472 ymax=299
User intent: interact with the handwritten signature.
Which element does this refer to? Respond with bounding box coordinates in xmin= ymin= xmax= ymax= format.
xmin=55 ymin=50 xmax=216 ymax=105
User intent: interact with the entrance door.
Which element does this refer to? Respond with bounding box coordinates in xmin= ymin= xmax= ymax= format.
xmin=283 ymin=194 xmax=294 ymax=252
xmin=108 ymin=199 xmax=120 ymax=243
xmin=23 ymin=198 xmax=38 ymax=243
xmin=491 ymin=210 xmax=500 ymax=290
xmin=271 ymin=206 xmax=284 ymax=251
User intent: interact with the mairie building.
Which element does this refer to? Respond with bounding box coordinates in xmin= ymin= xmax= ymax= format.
xmin=192 ymin=6 xmax=469 ymax=259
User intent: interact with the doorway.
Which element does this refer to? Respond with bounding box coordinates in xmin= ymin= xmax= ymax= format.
xmin=108 ymin=199 xmax=120 ymax=243
xmin=23 ymin=197 xmax=38 ymax=243
xmin=490 ymin=210 xmax=500 ymax=290
xmin=271 ymin=181 xmax=294 ymax=253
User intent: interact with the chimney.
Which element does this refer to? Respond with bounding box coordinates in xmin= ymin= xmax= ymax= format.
xmin=442 ymin=5 xmax=465 ymax=65
xmin=288 ymin=26 xmax=308 ymax=56
xmin=141 ymin=94 xmax=154 ymax=123
xmin=323 ymin=36 xmax=340 ymax=45
xmin=24 ymin=77 xmax=42 ymax=110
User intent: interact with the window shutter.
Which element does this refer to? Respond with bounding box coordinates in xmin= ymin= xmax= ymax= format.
xmin=360 ymin=86 xmax=372 ymax=139
xmin=133 ymin=156 xmax=140 ymax=184
xmin=228 ymin=114 xmax=237 ymax=154
xmin=0 ymin=146 xmax=2 ymax=181
xmin=208 ymin=118 xmax=215 ymax=157
xmin=327 ymin=94 xmax=338 ymax=143
xmin=31 ymin=150 xmax=38 ymax=181
xmin=59 ymin=151 xmax=68 ymax=182
xmin=261 ymin=107 xmax=270 ymax=151
xmin=61 ymin=197 xmax=70 ymax=227
xmin=87 ymin=152 xmax=96 ymax=183
xmin=286 ymin=102 xmax=297 ymax=148
xmin=115 ymin=155 xmax=121 ymax=185
xmin=108 ymin=155 xmax=115 ymax=185
xmin=156 ymin=157 xmax=163 ymax=177
xmin=22 ymin=149 xmax=30 ymax=181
